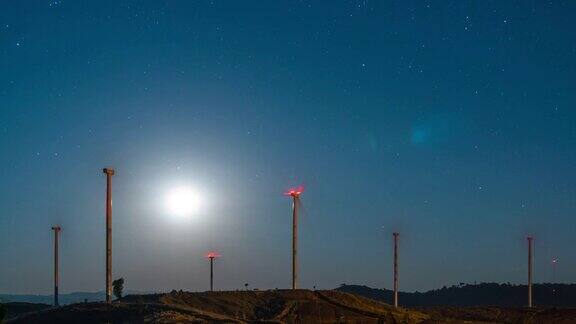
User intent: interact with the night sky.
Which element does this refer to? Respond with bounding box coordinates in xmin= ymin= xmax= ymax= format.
xmin=1 ymin=1 xmax=575 ymax=295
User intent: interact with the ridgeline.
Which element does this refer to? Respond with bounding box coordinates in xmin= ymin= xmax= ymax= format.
xmin=337 ymin=283 xmax=576 ymax=307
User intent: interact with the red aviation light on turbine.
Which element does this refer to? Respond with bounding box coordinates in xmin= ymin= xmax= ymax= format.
xmin=284 ymin=185 xmax=304 ymax=197
xmin=206 ymin=252 xmax=221 ymax=259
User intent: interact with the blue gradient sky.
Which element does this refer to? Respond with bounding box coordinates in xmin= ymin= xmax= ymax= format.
xmin=1 ymin=1 xmax=575 ymax=294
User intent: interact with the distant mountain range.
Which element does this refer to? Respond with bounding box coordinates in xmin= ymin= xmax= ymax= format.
xmin=0 ymin=290 xmax=146 ymax=306
xmin=336 ymin=283 xmax=576 ymax=307
xmin=0 ymin=292 xmax=104 ymax=305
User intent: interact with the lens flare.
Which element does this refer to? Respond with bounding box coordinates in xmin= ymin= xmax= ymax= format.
xmin=165 ymin=186 xmax=202 ymax=217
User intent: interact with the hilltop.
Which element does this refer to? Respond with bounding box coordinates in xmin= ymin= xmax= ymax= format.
xmin=4 ymin=289 xmax=427 ymax=323
xmin=5 ymin=289 xmax=576 ymax=323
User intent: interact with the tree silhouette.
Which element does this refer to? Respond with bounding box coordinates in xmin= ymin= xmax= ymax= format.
xmin=112 ymin=278 xmax=125 ymax=300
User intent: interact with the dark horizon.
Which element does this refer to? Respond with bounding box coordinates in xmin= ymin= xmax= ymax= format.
xmin=1 ymin=1 xmax=575 ymax=295
xmin=3 ymin=282 xmax=576 ymax=307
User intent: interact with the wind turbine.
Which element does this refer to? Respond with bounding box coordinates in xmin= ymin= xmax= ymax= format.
xmin=552 ymin=257 xmax=558 ymax=304
xmin=552 ymin=257 xmax=558 ymax=283
xmin=393 ymin=232 xmax=399 ymax=308
xmin=103 ymin=168 xmax=115 ymax=303
xmin=527 ymin=236 xmax=534 ymax=308
xmin=284 ymin=185 xmax=304 ymax=290
xmin=206 ymin=252 xmax=221 ymax=291
xmin=51 ymin=225 xmax=61 ymax=306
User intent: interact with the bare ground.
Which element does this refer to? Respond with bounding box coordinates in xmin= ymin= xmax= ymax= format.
xmin=5 ymin=290 xmax=576 ymax=323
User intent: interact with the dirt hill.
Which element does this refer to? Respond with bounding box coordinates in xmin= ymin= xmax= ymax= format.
xmin=5 ymin=289 xmax=576 ymax=323
xmin=6 ymin=289 xmax=429 ymax=323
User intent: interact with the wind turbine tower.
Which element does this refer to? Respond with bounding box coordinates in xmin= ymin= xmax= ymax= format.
xmin=51 ymin=225 xmax=61 ymax=306
xmin=103 ymin=167 xmax=115 ymax=303
xmin=393 ymin=232 xmax=399 ymax=308
xmin=527 ymin=236 xmax=533 ymax=308
xmin=552 ymin=257 xmax=558 ymax=303
xmin=552 ymin=257 xmax=558 ymax=283
xmin=206 ymin=251 xmax=221 ymax=291
xmin=284 ymin=186 xmax=304 ymax=290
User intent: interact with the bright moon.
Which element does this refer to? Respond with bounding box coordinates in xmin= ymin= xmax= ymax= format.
xmin=165 ymin=186 xmax=203 ymax=217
